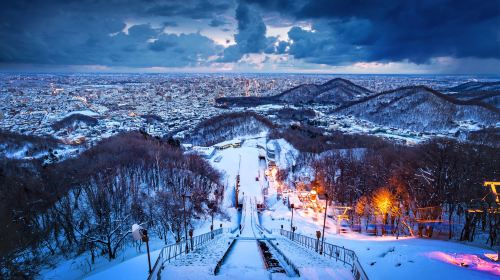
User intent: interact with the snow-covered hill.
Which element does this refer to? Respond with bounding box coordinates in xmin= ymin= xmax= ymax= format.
xmin=334 ymin=86 xmax=499 ymax=132
xmin=446 ymin=91 xmax=500 ymax=108
xmin=216 ymin=78 xmax=373 ymax=106
xmin=187 ymin=112 xmax=274 ymax=146
xmin=449 ymin=81 xmax=500 ymax=92
xmin=275 ymin=78 xmax=373 ymax=104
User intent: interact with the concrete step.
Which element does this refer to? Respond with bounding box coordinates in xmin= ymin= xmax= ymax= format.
xmin=163 ymin=234 xmax=232 ymax=274
xmin=269 ymin=236 xmax=354 ymax=280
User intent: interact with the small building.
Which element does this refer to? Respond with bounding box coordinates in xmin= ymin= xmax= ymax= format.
xmin=266 ymin=141 xmax=276 ymax=167
xmin=213 ymin=139 xmax=242 ymax=150
xmin=258 ymin=148 xmax=266 ymax=160
xmin=181 ymin=143 xmax=193 ymax=150
xmin=191 ymin=146 xmax=216 ymax=159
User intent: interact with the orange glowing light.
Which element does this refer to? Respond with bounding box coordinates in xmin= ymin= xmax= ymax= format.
xmin=373 ymin=187 xmax=394 ymax=215
xmin=484 ymin=181 xmax=500 ymax=204
xmin=485 ymin=253 xmax=499 ymax=262
xmin=310 ymin=189 xmax=317 ymax=201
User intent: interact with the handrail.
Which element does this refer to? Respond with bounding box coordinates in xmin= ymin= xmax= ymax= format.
xmin=266 ymin=239 xmax=301 ymax=277
xmin=251 ymin=198 xmax=272 ymax=235
xmin=231 ymin=197 xmax=247 ymax=234
xmin=213 ymin=238 xmax=237 ymax=275
xmin=279 ymin=229 xmax=369 ymax=280
xmin=147 ymin=228 xmax=223 ymax=280
xmin=256 ymin=218 xmax=272 ymax=235
xmin=239 ymin=198 xmax=247 ymax=234
xmin=230 ymin=210 xmax=242 ymax=234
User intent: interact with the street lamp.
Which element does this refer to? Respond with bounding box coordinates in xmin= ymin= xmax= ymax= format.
xmin=132 ymin=224 xmax=152 ymax=274
xmin=290 ymin=203 xmax=295 ymax=231
xmin=315 ymin=230 xmax=321 ymax=252
xmin=182 ymin=192 xmax=192 ymax=253
xmin=320 ymin=193 xmax=329 ymax=255
xmin=210 ymin=190 xmax=218 ymax=239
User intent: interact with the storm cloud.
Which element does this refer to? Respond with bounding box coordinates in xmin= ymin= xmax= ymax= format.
xmin=245 ymin=0 xmax=500 ymax=64
xmin=0 ymin=0 xmax=499 ymax=71
xmin=0 ymin=0 xmax=225 ymax=67
xmin=219 ymin=3 xmax=276 ymax=62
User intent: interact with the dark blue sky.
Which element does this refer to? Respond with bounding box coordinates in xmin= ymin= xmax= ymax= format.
xmin=0 ymin=0 xmax=499 ymax=73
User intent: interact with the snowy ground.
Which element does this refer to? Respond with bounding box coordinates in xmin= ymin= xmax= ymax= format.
xmin=85 ymin=250 xmax=161 ymax=280
xmin=40 ymin=238 xmax=166 ymax=280
xmin=261 ymin=186 xmax=499 ymax=280
xmin=258 ymin=138 xmax=500 ymax=280
xmin=162 ymin=233 xmax=233 ymax=279
xmin=45 ymin=134 xmax=499 ymax=280
xmin=227 ymin=133 xmax=499 ymax=280
xmin=270 ymin=236 xmax=352 ymax=280
xmin=210 ymin=136 xmax=268 ymax=205
xmin=209 ymin=137 xmax=354 ymax=279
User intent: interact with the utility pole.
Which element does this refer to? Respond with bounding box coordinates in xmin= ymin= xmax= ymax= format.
xmin=320 ymin=194 xmax=329 ymax=255
xmin=290 ymin=203 xmax=295 ymax=231
xmin=235 ymin=175 xmax=240 ymax=208
xmin=182 ymin=192 xmax=191 ymax=253
xmin=235 ymin=155 xmax=241 ymax=208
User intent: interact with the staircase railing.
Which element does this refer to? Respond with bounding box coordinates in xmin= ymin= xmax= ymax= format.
xmin=279 ymin=229 xmax=369 ymax=280
xmin=148 ymin=228 xmax=223 ymax=280
xmin=213 ymin=238 xmax=237 ymax=275
xmin=231 ymin=198 xmax=247 ymax=234
xmin=252 ymin=198 xmax=272 ymax=235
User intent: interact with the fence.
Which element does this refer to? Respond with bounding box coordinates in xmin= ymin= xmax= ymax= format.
xmin=148 ymin=228 xmax=223 ymax=280
xmin=230 ymin=210 xmax=242 ymax=234
xmin=279 ymin=229 xmax=369 ymax=280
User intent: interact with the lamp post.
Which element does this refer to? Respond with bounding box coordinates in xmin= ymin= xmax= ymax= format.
xmin=132 ymin=224 xmax=152 ymax=274
xmin=290 ymin=203 xmax=295 ymax=231
xmin=316 ymin=230 xmax=321 ymax=252
xmin=182 ymin=192 xmax=192 ymax=253
xmin=142 ymin=229 xmax=152 ymax=274
xmin=208 ymin=199 xmax=215 ymax=239
xmin=189 ymin=228 xmax=194 ymax=251
xmin=320 ymin=193 xmax=329 ymax=255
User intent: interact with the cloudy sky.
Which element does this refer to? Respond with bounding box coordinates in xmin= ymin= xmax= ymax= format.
xmin=1 ymin=0 xmax=499 ymax=74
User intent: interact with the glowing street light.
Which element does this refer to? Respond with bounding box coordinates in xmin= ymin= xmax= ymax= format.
xmin=310 ymin=189 xmax=317 ymax=202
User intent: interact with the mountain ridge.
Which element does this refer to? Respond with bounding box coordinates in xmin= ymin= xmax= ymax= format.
xmin=216 ymin=78 xmax=372 ymax=106
xmin=336 ymin=85 xmax=499 ymax=113
xmin=449 ymin=81 xmax=500 ymax=92
xmin=333 ymin=85 xmax=499 ymax=132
